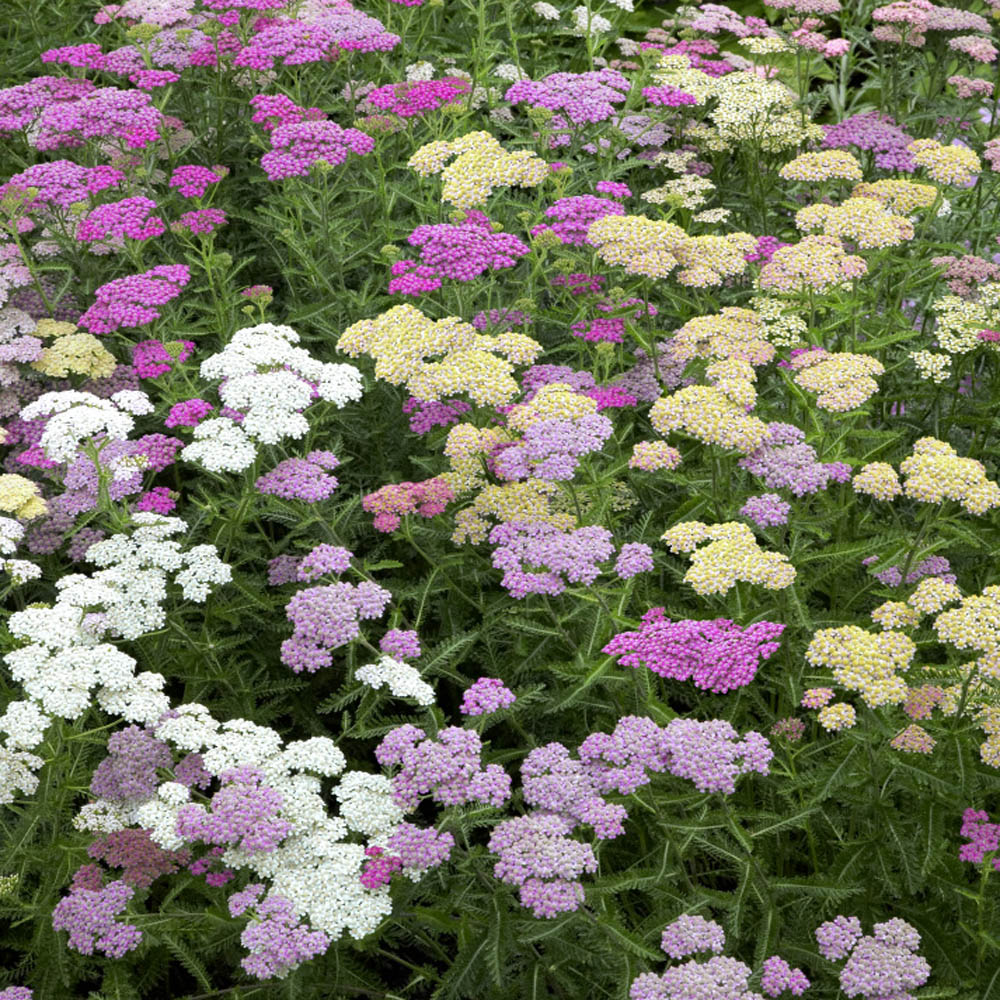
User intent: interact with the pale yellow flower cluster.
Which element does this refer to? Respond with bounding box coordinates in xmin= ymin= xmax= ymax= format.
xmin=934 ymin=585 xmax=1000 ymax=652
xmin=672 ymin=232 xmax=757 ymax=287
xmin=641 ymin=175 xmax=715 ymax=210
xmin=587 ymin=215 xmax=688 ymax=279
xmin=806 ymin=625 xmax=917 ymax=707
xmin=709 ymin=72 xmax=824 ymax=152
xmin=852 ymin=462 xmax=902 ymax=500
xmin=629 ymin=440 xmax=682 ymax=471
xmin=507 ymin=383 xmax=596 ymax=432
xmin=908 ymin=138 xmax=982 ymax=186
xmin=780 ymin=150 xmax=864 ymax=183
xmin=443 ymin=423 xmax=509 ymax=492
xmin=931 ymin=283 xmax=1000 ymax=354
xmin=757 ymin=235 xmax=867 ymax=294
xmin=31 ymin=321 xmax=116 ymax=379
xmin=660 ymin=519 xmax=796 ymax=595
xmin=651 ymin=54 xmax=822 ymax=152
xmin=738 ymin=36 xmax=792 ymax=55
xmin=791 ymin=349 xmax=884 ymax=411
xmin=671 ymin=308 xmax=776 ymax=366
xmin=0 ymin=474 xmax=47 ymax=520
xmin=650 ymin=365 xmax=768 ymax=455
xmin=818 ymin=702 xmax=857 ymax=731
xmin=338 ymin=304 xmax=541 ymax=407
xmin=871 ymin=600 xmax=922 ymax=630
xmin=749 ymin=296 xmax=809 ymax=348
xmin=452 ymin=480 xmax=574 ymax=545
xmin=408 ymin=131 xmax=549 ymax=208
xmin=852 ymin=178 xmax=938 ymax=215
xmin=586 ymin=215 xmax=754 ymax=285
xmin=909 ymin=350 xmax=951 ymax=383
xmin=900 ymin=437 xmax=1000 ymax=515
xmin=907 ymin=576 xmax=962 ymax=614
xmin=650 ymin=53 xmax=718 ymax=103
xmin=795 ymin=197 xmax=914 ymax=249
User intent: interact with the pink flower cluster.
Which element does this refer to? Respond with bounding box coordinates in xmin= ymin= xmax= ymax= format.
xmin=531 ymin=194 xmax=624 ymax=247
xmin=960 ymin=807 xmax=1000 ymax=869
xmin=256 ymin=452 xmax=341 ymax=502
xmin=76 ymin=196 xmax=166 ymax=246
xmin=402 ymin=396 xmax=472 ymax=434
xmin=375 ymin=724 xmax=512 ymax=810
xmin=489 ymin=522 xmax=615 ymax=598
xmin=603 ymin=609 xmax=785 ymax=694
xmin=0 ymin=160 xmax=124 ymax=219
xmin=260 ymin=119 xmax=376 ymax=180
xmin=132 ymin=339 xmax=194 ymax=378
xmin=363 ymin=77 xmax=470 ymax=118
xmin=389 ymin=212 xmax=531 ymax=295
xmin=79 ymin=264 xmax=191 ymax=334
xmin=460 ymin=677 xmax=516 ymax=716
xmin=33 ymin=86 xmax=165 ymax=152
xmin=362 ymin=477 xmax=453 ymax=532
xmin=281 ymin=578 xmax=392 ymax=673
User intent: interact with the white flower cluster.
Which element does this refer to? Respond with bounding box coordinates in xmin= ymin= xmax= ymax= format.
xmin=0 ymin=517 xmax=24 ymax=555
xmin=19 ymin=390 xmax=152 ymax=464
xmin=79 ymin=703 xmax=403 ymax=942
xmin=183 ymin=323 xmax=364 ymax=472
xmin=493 ymin=62 xmax=530 ymax=82
xmin=81 ymin=513 xmax=232 ymax=637
xmin=405 ymin=60 xmax=436 ymax=81
xmin=0 ymin=516 xmax=231 ymax=803
xmin=532 ymin=1 xmax=560 ymax=20
xmin=571 ymin=5 xmax=612 ymax=34
xmin=356 ymin=654 xmax=435 ymax=706
xmin=3 ymin=559 xmax=42 ymax=585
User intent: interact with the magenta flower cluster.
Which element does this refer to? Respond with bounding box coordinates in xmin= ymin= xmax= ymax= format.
xmin=78 ymin=264 xmax=191 ymax=334
xmin=603 ymin=609 xmax=785 ymax=694
xmin=389 ymin=212 xmax=531 ymax=295
xmin=531 ymin=195 xmax=624 ymax=246
xmin=260 ymin=119 xmax=376 ymax=181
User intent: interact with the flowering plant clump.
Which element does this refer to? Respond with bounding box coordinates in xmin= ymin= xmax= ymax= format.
xmin=4 ymin=0 xmax=1000 ymax=996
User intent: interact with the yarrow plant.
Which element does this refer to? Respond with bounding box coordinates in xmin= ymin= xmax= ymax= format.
xmin=3 ymin=0 xmax=1000 ymax=995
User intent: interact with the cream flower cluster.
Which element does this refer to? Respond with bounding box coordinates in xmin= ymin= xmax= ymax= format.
xmin=806 ymin=625 xmax=916 ymax=707
xmin=900 ymin=437 xmax=1000 ymax=515
xmin=931 ymin=282 xmax=1000 ymax=354
xmin=338 ymin=304 xmax=541 ymax=407
xmin=650 ymin=361 xmax=768 ymax=455
xmin=408 ymin=131 xmax=549 ymax=208
xmin=183 ymin=323 xmax=363 ymax=473
xmin=660 ymin=520 xmax=796 ymax=595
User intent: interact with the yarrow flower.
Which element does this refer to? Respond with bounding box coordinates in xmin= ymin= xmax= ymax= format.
xmin=78 ymin=265 xmax=190 ymax=335
xmin=604 ymin=608 xmax=785 ymax=692
xmin=389 ymin=212 xmax=530 ymax=295
xmin=408 ymin=131 xmax=549 ymax=208
xmin=338 ymin=304 xmax=541 ymax=407
xmin=256 ymin=452 xmax=340 ymax=502
xmin=661 ymin=520 xmax=796 ymax=595
xmin=460 ymin=677 xmax=516 ymax=716
xmin=259 ymin=120 xmax=375 ymax=181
